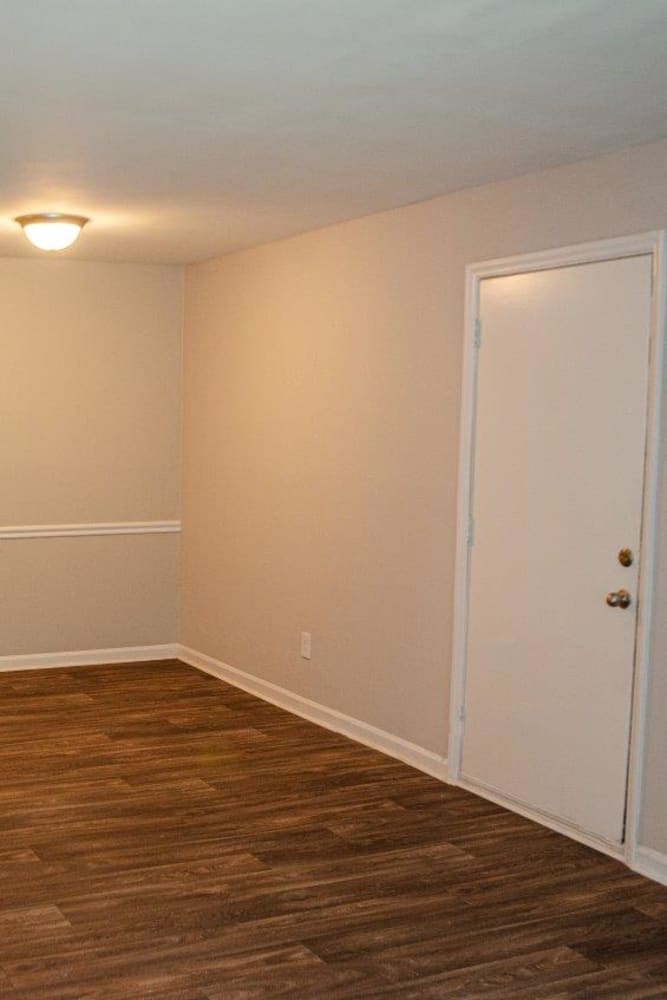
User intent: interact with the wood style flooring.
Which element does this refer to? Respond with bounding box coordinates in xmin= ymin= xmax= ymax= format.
xmin=0 ymin=660 xmax=665 ymax=998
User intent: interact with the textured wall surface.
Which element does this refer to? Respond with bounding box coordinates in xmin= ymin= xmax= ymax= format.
xmin=182 ymin=137 xmax=667 ymax=854
xmin=0 ymin=258 xmax=183 ymax=654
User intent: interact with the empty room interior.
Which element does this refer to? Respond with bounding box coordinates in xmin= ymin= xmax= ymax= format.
xmin=3 ymin=2 xmax=667 ymax=997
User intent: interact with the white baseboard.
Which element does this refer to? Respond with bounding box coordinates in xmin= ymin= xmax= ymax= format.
xmin=0 ymin=644 xmax=179 ymax=672
xmin=177 ymin=645 xmax=449 ymax=782
xmin=454 ymin=774 xmax=625 ymax=862
xmin=633 ymin=845 xmax=667 ymax=887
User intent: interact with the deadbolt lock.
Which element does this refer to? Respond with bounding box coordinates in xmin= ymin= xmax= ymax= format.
xmin=618 ymin=548 xmax=634 ymax=567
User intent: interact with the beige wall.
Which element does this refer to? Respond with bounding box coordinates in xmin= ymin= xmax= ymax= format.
xmin=182 ymin=136 xmax=667 ymax=855
xmin=1 ymin=259 xmax=182 ymax=654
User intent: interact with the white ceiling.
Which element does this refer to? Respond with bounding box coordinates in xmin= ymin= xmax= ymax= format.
xmin=2 ymin=0 xmax=667 ymax=264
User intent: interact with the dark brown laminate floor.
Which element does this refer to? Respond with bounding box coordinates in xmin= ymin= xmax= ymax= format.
xmin=0 ymin=660 xmax=665 ymax=999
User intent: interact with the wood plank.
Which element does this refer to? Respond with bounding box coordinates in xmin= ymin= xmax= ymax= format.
xmin=0 ymin=660 xmax=664 ymax=998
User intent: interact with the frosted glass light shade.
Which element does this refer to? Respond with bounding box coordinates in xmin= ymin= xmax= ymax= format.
xmin=15 ymin=213 xmax=89 ymax=251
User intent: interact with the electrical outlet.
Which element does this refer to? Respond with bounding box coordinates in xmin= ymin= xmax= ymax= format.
xmin=300 ymin=631 xmax=312 ymax=660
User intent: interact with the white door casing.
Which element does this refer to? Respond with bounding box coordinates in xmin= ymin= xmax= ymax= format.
xmin=449 ymin=233 xmax=666 ymax=861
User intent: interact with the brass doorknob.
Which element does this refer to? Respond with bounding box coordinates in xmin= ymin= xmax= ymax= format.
xmin=606 ymin=589 xmax=632 ymax=609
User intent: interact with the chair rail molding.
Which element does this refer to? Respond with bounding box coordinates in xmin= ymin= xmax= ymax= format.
xmin=0 ymin=520 xmax=181 ymax=539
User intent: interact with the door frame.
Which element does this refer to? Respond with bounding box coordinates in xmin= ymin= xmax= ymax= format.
xmin=448 ymin=231 xmax=667 ymax=865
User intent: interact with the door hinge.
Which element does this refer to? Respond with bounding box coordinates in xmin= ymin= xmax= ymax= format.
xmin=474 ymin=317 xmax=482 ymax=348
xmin=458 ymin=705 xmax=466 ymax=722
xmin=467 ymin=517 xmax=475 ymax=546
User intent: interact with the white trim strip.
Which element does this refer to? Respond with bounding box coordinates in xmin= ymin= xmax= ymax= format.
xmin=455 ymin=775 xmax=624 ymax=862
xmin=178 ymin=645 xmax=449 ymax=782
xmin=0 ymin=521 xmax=181 ymax=539
xmin=0 ymin=644 xmax=178 ymax=672
xmin=624 ymin=231 xmax=667 ymax=860
xmin=465 ymin=231 xmax=661 ymax=280
xmin=633 ymin=845 xmax=667 ymax=887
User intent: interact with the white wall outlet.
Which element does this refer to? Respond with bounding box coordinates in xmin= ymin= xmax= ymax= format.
xmin=300 ymin=631 xmax=312 ymax=660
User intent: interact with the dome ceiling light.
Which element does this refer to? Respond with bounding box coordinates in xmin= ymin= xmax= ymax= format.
xmin=15 ymin=213 xmax=90 ymax=252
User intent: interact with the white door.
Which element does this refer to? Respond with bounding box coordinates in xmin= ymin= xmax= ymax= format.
xmin=461 ymin=253 xmax=652 ymax=846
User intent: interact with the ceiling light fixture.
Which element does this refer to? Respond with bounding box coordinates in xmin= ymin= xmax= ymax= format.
xmin=15 ymin=213 xmax=90 ymax=252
